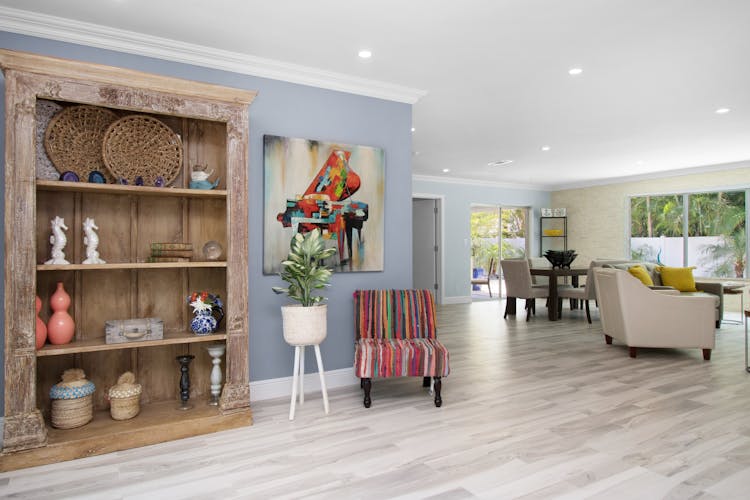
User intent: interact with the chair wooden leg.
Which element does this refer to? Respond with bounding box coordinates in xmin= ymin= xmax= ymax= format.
xmin=362 ymin=378 xmax=372 ymax=408
xmin=488 ymin=282 xmax=492 ymax=298
xmin=605 ymin=334 xmax=612 ymax=344
xmin=433 ymin=377 xmax=442 ymax=407
xmin=585 ymin=300 xmax=591 ymax=324
xmin=558 ymin=298 xmax=563 ymax=319
xmin=629 ymin=347 xmax=637 ymax=358
xmin=531 ymin=299 xmax=536 ymax=314
xmin=525 ymin=299 xmax=532 ymax=321
xmin=504 ymin=297 xmax=516 ymax=318
xmin=422 ymin=376 xmax=431 ymax=387
xmin=703 ymin=349 xmax=712 ymax=361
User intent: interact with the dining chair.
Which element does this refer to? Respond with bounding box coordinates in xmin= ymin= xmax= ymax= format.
xmin=471 ymin=257 xmax=496 ymax=297
xmin=500 ymin=259 xmax=550 ymax=321
xmin=556 ymin=260 xmax=597 ymax=323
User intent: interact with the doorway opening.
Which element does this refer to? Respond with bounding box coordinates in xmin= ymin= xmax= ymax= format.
xmin=471 ymin=205 xmax=529 ymax=301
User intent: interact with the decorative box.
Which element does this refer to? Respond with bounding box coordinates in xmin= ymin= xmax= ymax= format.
xmin=105 ymin=317 xmax=164 ymax=344
xmin=553 ymin=208 xmax=567 ymax=217
xmin=541 ymin=208 xmax=553 ymax=217
xmin=50 ymin=368 xmax=95 ymax=429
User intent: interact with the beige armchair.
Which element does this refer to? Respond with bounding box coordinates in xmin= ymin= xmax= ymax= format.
xmin=593 ymin=267 xmax=716 ymax=360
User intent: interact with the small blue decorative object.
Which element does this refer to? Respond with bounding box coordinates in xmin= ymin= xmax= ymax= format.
xmin=155 ymin=176 xmax=165 ymax=187
xmin=186 ymin=291 xmax=224 ymax=335
xmin=60 ymin=171 xmax=80 ymax=182
xmin=88 ymin=171 xmax=106 ymax=183
xmin=189 ymin=164 xmax=219 ymax=190
xmin=50 ymin=380 xmax=96 ymax=400
xmin=135 ymin=176 xmax=144 ymax=186
xmin=118 ymin=177 xmax=128 ymax=185
xmin=190 ymin=309 xmax=217 ymax=335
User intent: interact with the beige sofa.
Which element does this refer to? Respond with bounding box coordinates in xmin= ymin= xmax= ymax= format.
xmin=592 ymin=259 xmax=723 ymax=328
xmin=593 ymin=268 xmax=716 ymax=360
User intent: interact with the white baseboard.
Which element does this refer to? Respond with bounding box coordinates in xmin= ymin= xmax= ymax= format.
xmin=442 ymin=295 xmax=472 ymax=304
xmin=250 ymin=367 xmax=359 ymax=402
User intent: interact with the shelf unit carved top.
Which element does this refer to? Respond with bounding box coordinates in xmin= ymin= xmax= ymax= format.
xmin=36 ymin=180 xmax=228 ymax=198
xmin=0 ymin=49 xmax=257 ymax=107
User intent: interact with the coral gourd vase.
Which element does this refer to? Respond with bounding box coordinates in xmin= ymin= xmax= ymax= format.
xmin=35 ymin=295 xmax=47 ymax=349
xmin=47 ymin=282 xmax=75 ymax=345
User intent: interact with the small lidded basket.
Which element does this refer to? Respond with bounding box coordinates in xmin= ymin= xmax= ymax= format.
xmin=108 ymin=371 xmax=142 ymax=420
xmin=49 ymin=368 xmax=95 ymax=429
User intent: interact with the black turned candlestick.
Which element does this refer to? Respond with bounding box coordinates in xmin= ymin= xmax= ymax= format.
xmin=176 ymin=354 xmax=195 ymax=410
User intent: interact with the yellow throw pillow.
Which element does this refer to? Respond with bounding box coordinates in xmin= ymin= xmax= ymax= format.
xmin=657 ymin=266 xmax=697 ymax=292
xmin=628 ymin=265 xmax=654 ymax=286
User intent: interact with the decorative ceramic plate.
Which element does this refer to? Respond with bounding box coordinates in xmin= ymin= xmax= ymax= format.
xmin=44 ymin=105 xmax=119 ymax=182
xmin=35 ymin=100 xmax=63 ymax=180
xmin=102 ymin=115 xmax=183 ymax=186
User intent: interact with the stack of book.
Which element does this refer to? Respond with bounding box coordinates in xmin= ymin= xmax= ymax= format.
xmin=148 ymin=242 xmax=193 ymax=262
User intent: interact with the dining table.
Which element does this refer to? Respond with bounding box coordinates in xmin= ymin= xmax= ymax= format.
xmin=529 ymin=267 xmax=590 ymax=320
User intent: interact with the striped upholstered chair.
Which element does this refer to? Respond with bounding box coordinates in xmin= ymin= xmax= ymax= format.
xmin=353 ymin=289 xmax=450 ymax=408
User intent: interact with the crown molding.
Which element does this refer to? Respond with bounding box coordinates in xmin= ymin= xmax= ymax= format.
xmin=412 ymin=174 xmax=552 ymax=191
xmin=551 ymin=159 xmax=750 ymax=191
xmin=0 ymin=6 xmax=427 ymax=104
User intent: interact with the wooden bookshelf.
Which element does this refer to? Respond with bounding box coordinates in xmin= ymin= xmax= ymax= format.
xmin=0 ymin=48 xmax=255 ymax=470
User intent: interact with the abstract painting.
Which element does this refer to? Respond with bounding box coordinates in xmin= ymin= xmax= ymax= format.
xmin=263 ymin=135 xmax=385 ymax=274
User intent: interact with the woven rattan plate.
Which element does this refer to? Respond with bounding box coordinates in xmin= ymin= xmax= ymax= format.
xmin=102 ymin=115 xmax=183 ymax=186
xmin=44 ymin=105 xmax=119 ymax=181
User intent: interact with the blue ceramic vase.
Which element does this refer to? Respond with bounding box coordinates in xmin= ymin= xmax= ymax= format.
xmin=191 ymin=309 xmax=217 ymax=336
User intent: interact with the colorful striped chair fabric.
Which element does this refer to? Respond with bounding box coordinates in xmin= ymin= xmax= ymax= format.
xmin=353 ymin=289 xmax=449 ymax=407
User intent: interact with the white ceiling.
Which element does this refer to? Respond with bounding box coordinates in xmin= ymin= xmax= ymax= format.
xmin=2 ymin=0 xmax=750 ymax=190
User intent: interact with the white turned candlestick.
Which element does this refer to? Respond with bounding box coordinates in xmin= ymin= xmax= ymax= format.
xmin=206 ymin=344 xmax=225 ymax=405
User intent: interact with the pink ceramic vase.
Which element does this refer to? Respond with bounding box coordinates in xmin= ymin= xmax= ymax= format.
xmin=35 ymin=295 xmax=47 ymax=349
xmin=47 ymin=282 xmax=74 ymax=345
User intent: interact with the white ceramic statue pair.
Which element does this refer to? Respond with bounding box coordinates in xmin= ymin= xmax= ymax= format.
xmin=45 ymin=216 xmax=106 ymax=265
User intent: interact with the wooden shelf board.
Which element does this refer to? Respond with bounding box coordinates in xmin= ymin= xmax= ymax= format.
xmin=37 ymin=261 xmax=227 ymax=271
xmin=37 ymin=331 xmax=227 ymax=356
xmin=36 ymin=180 xmax=228 ymax=199
xmin=0 ymin=399 xmax=252 ymax=472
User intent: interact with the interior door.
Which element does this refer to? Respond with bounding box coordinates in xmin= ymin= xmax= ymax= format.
xmin=412 ymin=198 xmax=439 ymax=294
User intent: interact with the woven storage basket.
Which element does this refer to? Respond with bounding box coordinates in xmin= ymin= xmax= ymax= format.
xmin=51 ymin=395 xmax=93 ymax=429
xmin=108 ymin=372 xmax=142 ymax=420
xmin=102 ymin=115 xmax=183 ymax=186
xmin=44 ymin=105 xmax=119 ymax=182
xmin=281 ymin=304 xmax=327 ymax=346
xmin=49 ymin=368 xmax=95 ymax=429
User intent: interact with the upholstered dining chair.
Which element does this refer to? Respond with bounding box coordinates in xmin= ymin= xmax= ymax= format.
xmin=500 ymin=259 xmax=550 ymax=321
xmin=556 ymin=260 xmax=597 ymax=323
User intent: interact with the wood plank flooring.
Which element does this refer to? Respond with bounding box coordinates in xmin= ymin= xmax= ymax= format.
xmin=1 ymin=300 xmax=749 ymax=499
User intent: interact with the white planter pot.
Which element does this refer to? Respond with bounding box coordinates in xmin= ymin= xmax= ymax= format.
xmin=281 ymin=304 xmax=327 ymax=346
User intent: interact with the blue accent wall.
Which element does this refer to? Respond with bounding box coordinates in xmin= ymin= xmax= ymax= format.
xmin=0 ymin=32 xmax=413 ymax=405
xmin=412 ymin=178 xmax=551 ymax=300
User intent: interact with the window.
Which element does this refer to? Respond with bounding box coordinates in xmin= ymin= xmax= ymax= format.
xmin=629 ymin=190 xmax=747 ymax=278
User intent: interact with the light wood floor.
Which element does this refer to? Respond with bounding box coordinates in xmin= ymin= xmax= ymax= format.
xmin=2 ymin=300 xmax=749 ymax=499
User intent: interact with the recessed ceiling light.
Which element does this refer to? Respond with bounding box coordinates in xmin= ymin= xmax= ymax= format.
xmin=541 ymin=145 xmax=551 ymax=151
xmin=715 ymin=107 xmax=731 ymax=114
xmin=636 ymin=160 xmax=645 ymax=165
xmin=568 ymin=67 xmax=583 ymax=75
xmin=442 ymin=168 xmax=450 ymax=173
xmin=358 ymin=49 xmax=372 ymax=59
xmin=411 ymin=127 xmax=415 ymax=132
xmin=488 ymin=160 xmax=514 ymax=167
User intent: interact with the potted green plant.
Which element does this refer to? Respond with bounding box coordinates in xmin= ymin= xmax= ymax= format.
xmin=272 ymin=228 xmax=336 ymax=345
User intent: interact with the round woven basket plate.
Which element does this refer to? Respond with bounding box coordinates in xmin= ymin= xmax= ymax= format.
xmin=102 ymin=115 xmax=183 ymax=186
xmin=44 ymin=105 xmax=119 ymax=182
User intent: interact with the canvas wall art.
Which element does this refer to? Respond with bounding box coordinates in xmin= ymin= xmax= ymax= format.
xmin=263 ymin=135 xmax=385 ymax=274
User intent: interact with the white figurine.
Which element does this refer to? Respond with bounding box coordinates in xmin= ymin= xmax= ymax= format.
xmin=45 ymin=216 xmax=70 ymax=265
xmin=82 ymin=217 xmax=106 ymax=265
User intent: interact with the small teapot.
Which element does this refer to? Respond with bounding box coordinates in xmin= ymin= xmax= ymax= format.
xmin=189 ymin=164 xmax=220 ymax=190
